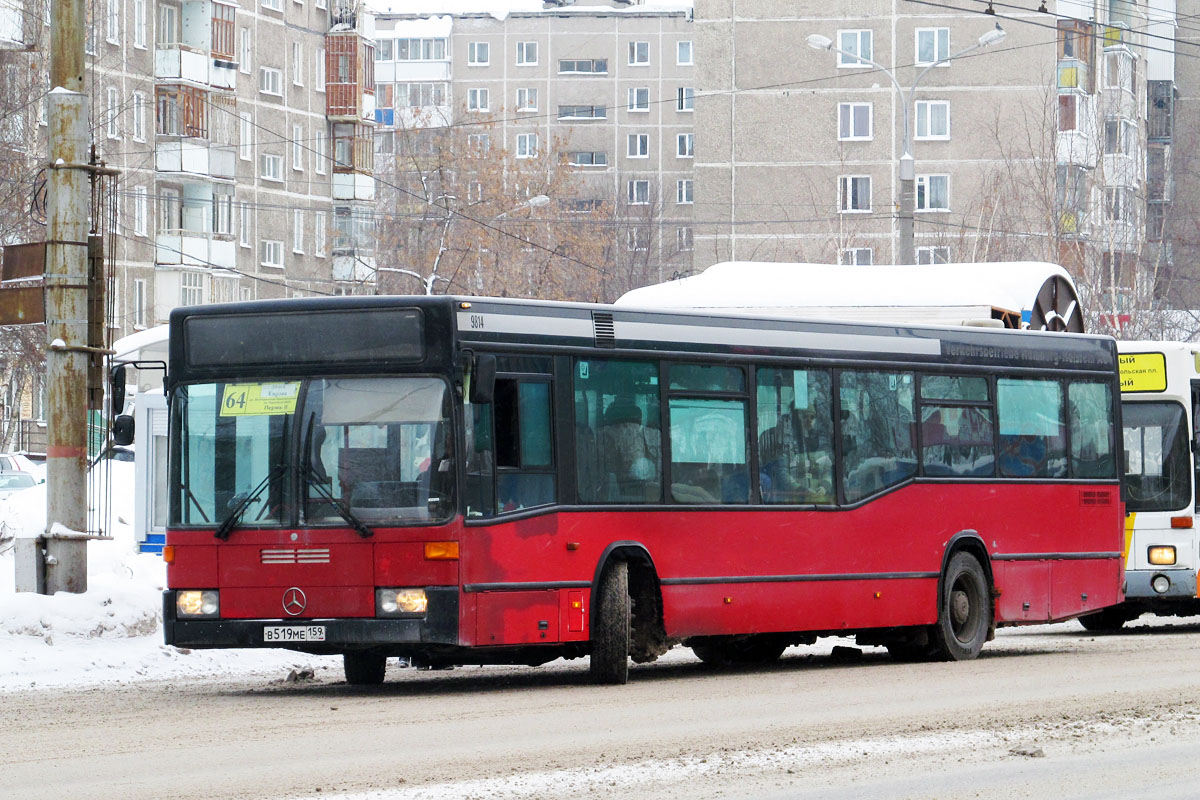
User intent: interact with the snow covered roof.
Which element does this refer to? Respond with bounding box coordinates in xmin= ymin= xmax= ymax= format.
xmin=367 ymin=0 xmax=691 ymax=20
xmin=111 ymin=325 xmax=169 ymax=362
xmin=616 ymin=261 xmax=1077 ymax=326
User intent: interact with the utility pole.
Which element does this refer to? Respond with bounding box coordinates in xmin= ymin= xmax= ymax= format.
xmin=43 ymin=0 xmax=92 ymax=592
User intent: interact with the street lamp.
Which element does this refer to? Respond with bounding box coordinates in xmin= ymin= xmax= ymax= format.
xmin=493 ymin=194 xmax=550 ymax=220
xmin=808 ymin=25 xmax=1006 ymax=264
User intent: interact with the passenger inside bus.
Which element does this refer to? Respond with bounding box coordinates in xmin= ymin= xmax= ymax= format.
xmin=599 ymin=395 xmax=661 ymax=503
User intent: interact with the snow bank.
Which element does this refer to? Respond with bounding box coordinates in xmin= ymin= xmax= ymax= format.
xmin=0 ymin=462 xmax=336 ymax=692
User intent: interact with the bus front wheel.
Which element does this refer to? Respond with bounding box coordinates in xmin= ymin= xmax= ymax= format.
xmin=931 ymin=552 xmax=991 ymax=661
xmin=343 ymin=652 xmax=387 ymax=685
xmin=590 ymin=560 xmax=631 ymax=684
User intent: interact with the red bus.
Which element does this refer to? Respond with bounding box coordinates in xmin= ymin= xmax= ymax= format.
xmin=158 ymin=295 xmax=1125 ymax=684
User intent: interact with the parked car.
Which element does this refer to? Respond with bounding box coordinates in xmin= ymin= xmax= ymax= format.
xmin=0 ymin=453 xmax=38 ymax=474
xmin=0 ymin=471 xmax=37 ymax=499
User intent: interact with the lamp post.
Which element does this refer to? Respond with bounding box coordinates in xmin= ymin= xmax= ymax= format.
xmin=807 ymin=26 xmax=1006 ymax=264
xmin=493 ymin=193 xmax=550 ymax=220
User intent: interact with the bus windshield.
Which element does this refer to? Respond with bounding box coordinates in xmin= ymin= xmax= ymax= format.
xmin=171 ymin=377 xmax=455 ymax=527
xmin=1122 ymin=401 xmax=1191 ymax=512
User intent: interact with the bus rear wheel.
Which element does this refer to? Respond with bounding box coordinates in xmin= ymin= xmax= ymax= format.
xmin=931 ymin=552 xmax=991 ymax=661
xmin=343 ymin=652 xmax=387 ymax=685
xmin=690 ymin=636 xmax=787 ymax=667
xmin=590 ymin=560 xmax=631 ymax=685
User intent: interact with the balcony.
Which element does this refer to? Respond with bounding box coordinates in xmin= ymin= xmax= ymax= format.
xmin=333 ymin=172 xmax=375 ymax=201
xmin=1057 ymin=59 xmax=1090 ymax=92
xmin=327 ymin=31 xmax=375 ymax=121
xmin=333 ymin=253 xmax=374 ymax=282
xmin=155 ymin=231 xmax=235 ymax=269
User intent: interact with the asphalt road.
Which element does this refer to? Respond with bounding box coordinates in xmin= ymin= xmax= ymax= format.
xmin=5 ymin=619 xmax=1200 ymax=800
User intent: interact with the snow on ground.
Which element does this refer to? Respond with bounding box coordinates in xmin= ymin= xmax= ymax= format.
xmin=0 ymin=461 xmax=338 ymax=693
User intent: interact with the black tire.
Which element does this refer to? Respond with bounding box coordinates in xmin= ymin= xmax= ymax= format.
xmin=1078 ymin=606 xmax=1131 ymax=632
xmin=885 ymin=639 xmax=934 ymax=662
xmin=590 ymin=560 xmax=631 ymax=684
xmin=931 ymin=552 xmax=992 ymax=661
xmin=691 ymin=636 xmax=787 ymax=667
xmin=343 ymin=652 xmax=387 ymax=685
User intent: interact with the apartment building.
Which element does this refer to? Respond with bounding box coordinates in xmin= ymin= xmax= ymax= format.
xmin=372 ymin=0 xmax=697 ymax=287
xmin=693 ymin=0 xmax=1158 ymax=298
xmin=8 ymin=0 xmax=376 ymax=341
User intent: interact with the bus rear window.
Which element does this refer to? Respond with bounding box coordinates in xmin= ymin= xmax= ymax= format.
xmin=1123 ymin=401 xmax=1190 ymax=512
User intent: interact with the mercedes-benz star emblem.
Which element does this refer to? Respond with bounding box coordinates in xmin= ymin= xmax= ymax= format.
xmin=282 ymin=587 xmax=307 ymax=616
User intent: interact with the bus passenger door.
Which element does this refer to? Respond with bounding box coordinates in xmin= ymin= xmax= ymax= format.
xmin=1192 ymin=381 xmax=1200 ymax=518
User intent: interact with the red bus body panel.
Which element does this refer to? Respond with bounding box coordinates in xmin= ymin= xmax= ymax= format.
xmin=167 ymin=481 xmax=1123 ymax=646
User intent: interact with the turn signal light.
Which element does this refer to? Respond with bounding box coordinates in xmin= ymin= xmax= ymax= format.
xmin=162 ymin=545 xmax=175 ymax=564
xmin=1148 ymin=546 xmax=1177 ymax=566
xmin=424 ymin=541 xmax=460 ymax=560
xmin=1171 ymin=517 xmax=1193 ymax=529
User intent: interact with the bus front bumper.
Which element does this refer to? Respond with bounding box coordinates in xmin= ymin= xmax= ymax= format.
xmin=1125 ymin=569 xmax=1198 ymax=600
xmin=162 ymin=589 xmax=459 ymax=650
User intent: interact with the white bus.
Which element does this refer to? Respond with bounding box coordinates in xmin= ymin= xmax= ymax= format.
xmin=1080 ymin=341 xmax=1200 ymax=630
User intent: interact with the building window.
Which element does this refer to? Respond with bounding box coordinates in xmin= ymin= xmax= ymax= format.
xmin=516 ymin=41 xmax=537 ymax=65
xmin=839 ymin=247 xmax=873 ymax=265
xmin=677 ymin=226 xmax=694 ymax=252
xmin=628 ymin=41 xmax=649 ymax=65
xmin=240 ymin=28 xmax=250 ymax=73
xmin=131 ymin=92 xmax=146 ymax=141
xmin=315 ymin=211 xmax=326 ymax=257
xmin=316 ymin=48 xmax=325 ymax=90
xmin=627 ymin=179 xmax=650 ymax=205
xmin=838 ymin=175 xmax=871 ymax=212
xmin=1104 ymin=118 xmax=1135 ymax=155
xmin=315 ymin=133 xmax=327 ymax=173
xmin=106 ymin=0 xmax=119 ymax=43
xmin=133 ymin=279 xmax=146 ymax=328
xmin=395 ymin=82 xmax=448 ymax=108
xmin=260 ymin=67 xmax=282 ymax=96
xmin=261 ymin=0 xmax=281 ymax=11
xmin=837 ymin=29 xmax=872 ymax=67
xmin=133 ymin=186 xmax=147 ymax=236
xmin=213 ymin=190 xmax=232 ymax=235
xmin=516 ymin=133 xmax=537 ymax=158
xmin=239 ymin=112 xmax=252 ymax=160
xmin=396 ymin=38 xmax=446 ymax=60
xmin=626 ymin=229 xmax=649 ymax=252
xmin=156 ymin=85 xmax=208 ymax=137
xmin=467 ymin=88 xmax=489 ymax=112
xmin=558 ymin=58 xmax=607 ymax=74
xmin=261 ymin=240 xmax=283 ymax=268
xmin=567 ymin=151 xmax=607 ymax=167
xmin=292 ymin=43 xmax=303 ymax=85
xmin=180 ymin=272 xmax=204 ymax=306
xmin=292 ymin=125 xmax=304 ymax=169
xmin=915 ymin=174 xmax=950 ymax=211
xmin=916 ymin=246 xmax=950 ymax=264
xmin=261 ymin=153 xmax=283 ymax=181
xmin=157 ymin=4 xmax=178 ymax=46
xmin=915 ymin=28 xmax=950 ymax=65
xmin=677 ymin=40 xmax=693 ymax=65
xmin=1106 ymin=51 xmax=1132 ymax=94
xmin=915 ymin=100 xmax=949 ymax=140
xmin=517 ymin=87 xmax=538 ymax=111
xmin=677 ymin=87 xmax=694 ymax=112
xmin=677 ymin=179 xmax=693 ymax=204
xmin=628 ymin=87 xmax=649 ymax=112
xmin=628 ymin=133 xmax=649 ymax=158
xmin=375 ymin=39 xmax=392 ymax=61
xmin=677 ymin=133 xmax=694 ymax=158
xmin=469 ymin=41 xmax=489 ymax=65
xmin=1058 ymin=94 xmax=1078 ymax=132
xmin=1104 ymin=187 xmax=1129 ymax=222
xmin=558 ymin=105 xmax=606 ymax=120
xmin=468 ymin=133 xmax=491 ymax=155
xmin=106 ymin=87 xmax=120 ymax=138
xmin=133 ymin=0 xmax=146 ymax=48
xmin=240 ymin=202 xmax=250 ymax=247
xmin=293 ymin=209 xmax=304 ymax=253
xmin=838 ymin=102 xmax=872 ymax=140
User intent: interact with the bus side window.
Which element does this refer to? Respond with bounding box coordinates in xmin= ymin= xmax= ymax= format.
xmin=839 ymin=371 xmax=916 ymax=503
xmin=494 ymin=379 xmax=556 ymax=513
xmin=574 ymin=359 xmax=662 ymax=504
xmin=464 ymin=402 xmax=495 ymax=518
xmin=997 ymin=378 xmax=1067 ymax=478
xmin=1068 ymin=382 xmax=1116 ymax=478
xmin=755 ymin=368 xmax=834 ymax=504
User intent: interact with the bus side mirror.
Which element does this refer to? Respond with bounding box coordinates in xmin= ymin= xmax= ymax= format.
xmin=110 ymin=364 xmax=127 ymax=421
xmin=112 ymin=414 xmax=135 ymax=447
xmin=470 ymin=354 xmax=497 ymax=405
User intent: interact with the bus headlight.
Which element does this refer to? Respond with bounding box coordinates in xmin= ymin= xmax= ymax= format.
xmin=376 ymin=588 xmax=428 ymax=617
xmin=1152 ymin=574 xmax=1171 ymax=594
xmin=177 ymin=590 xmax=220 ymax=618
xmin=1148 ymin=546 xmax=1176 ymax=566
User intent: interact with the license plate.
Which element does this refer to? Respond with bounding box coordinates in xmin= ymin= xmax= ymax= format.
xmin=264 ymin=625 xmax=326 ymax=643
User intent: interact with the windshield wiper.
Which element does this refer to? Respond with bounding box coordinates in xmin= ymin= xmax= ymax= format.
xmin=214 ymin=464 xmax=285 ymax=541
xmin=299 ymin=460 xmax=374 ymax=539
